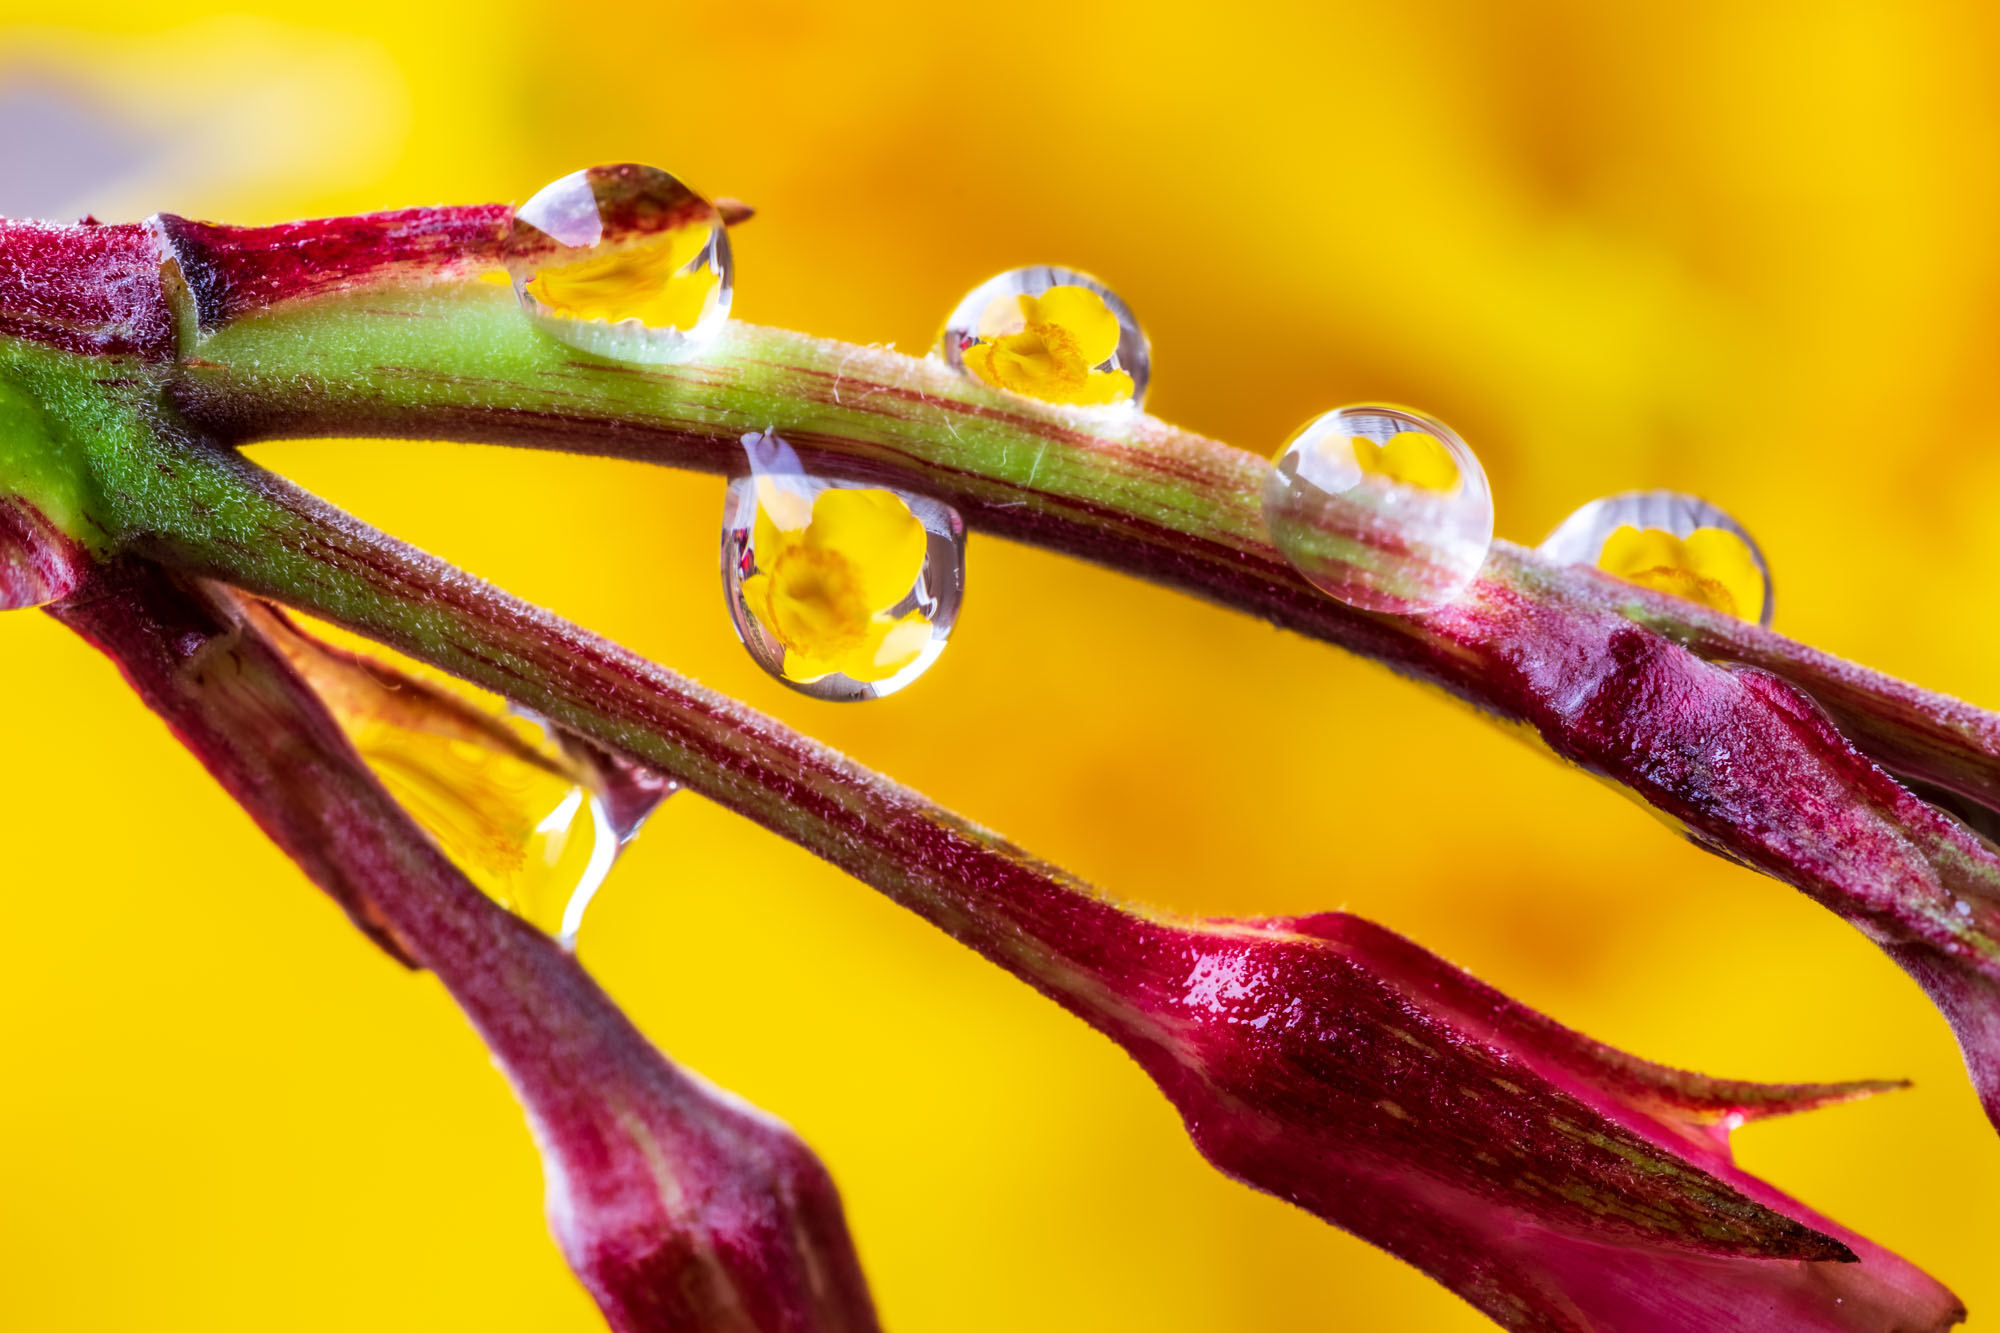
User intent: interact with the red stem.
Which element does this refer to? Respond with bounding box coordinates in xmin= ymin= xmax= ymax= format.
xmin=51 ymin=561 xmax=881 ymax=1333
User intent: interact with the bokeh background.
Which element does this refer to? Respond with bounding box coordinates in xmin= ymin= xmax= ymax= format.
xmin=5 ymin=3 xmax=2000 ymax=1329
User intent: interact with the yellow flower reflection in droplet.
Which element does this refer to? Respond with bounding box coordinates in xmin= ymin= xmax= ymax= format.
xmin=258 ymin=608 xmax=606 ymax=935
xmin=742 ymin=484 xmax=934 ymax=683
xmin=524 ymin=221 xmax=717 ymax=331
xmin=962 ymin=285 xmax=1136 ymax=407
xmin=1350 ymin=431 xmax=1461 ymax=492
xmin=1597 ymin=524 xmax=1766 ymax=620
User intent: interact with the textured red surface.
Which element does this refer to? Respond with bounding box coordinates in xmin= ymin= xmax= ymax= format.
xmin=0 ymin=218 xmax=173 ymax=358
xmin=154 ymin=206 xmax=515 ymax=331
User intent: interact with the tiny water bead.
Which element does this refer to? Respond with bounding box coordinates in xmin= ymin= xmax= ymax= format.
xmin=1539 ymin=491 xmax=1773 ymax=625
xmin=264 ymin=612 xmax=661 ymax=945
xmin=506 ymin=163 xmax=732 ymax=365
xmin=938 ymin=266 xmax=1149 ymax=410
xmin=722 ymin=431 xmax=965 ymax=701
xmin=1262 ymin=405 xmax=1495 ymax=614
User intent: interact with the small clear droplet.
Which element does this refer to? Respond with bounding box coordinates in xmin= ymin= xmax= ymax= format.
xmin=1262 ymin=404 xmax=1494 ymax=614
xmin=938 ymin=265 xmax=1149 ymax=411
xmin=1539 ymin=490 xmax=1773 ymax=626
xmin=260 ymin=609 xmax=670 ymax=945
xmin=722 ymin=431 xmax=965 ymax=701
xmin=507 ymin=163 xmax=732 ymax=364
xmin=541 ymin=724 xmax=676 ymax=945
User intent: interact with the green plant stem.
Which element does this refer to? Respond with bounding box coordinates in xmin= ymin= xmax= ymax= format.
xmin=162 ymin=286 xmax=2000 ymax=814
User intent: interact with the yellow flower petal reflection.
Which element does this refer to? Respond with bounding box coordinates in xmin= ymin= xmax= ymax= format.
xmin=961 ymin=284 xmax=1137 ymax=407
xmin=252 ymin=606 xmax=615 ymax=938
xmin=510 ymin=164 xmax=736 ymax=365
xmin=940 ymin=267 xmax=1151 ymax=409
xmin=1598 ymin=524 xmax=1767 ymax=620
xmin=743 ymin=485 xmax=934 ymax=683
xmin=1350 ymin=431 xmax=1461 ymax=492
xmin=524 ymin=221 xmax=718 ymax=331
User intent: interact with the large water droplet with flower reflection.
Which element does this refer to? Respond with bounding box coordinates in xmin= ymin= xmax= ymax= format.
xmin=1263 ymin=404 xmax=1494 ymax=614
xmin=722 ymin=431 xmax=965 ymax=701
xmin=1540 ymin=490 xmax=1774 ymax=625
xmin=506 ymin=163 xmax=732 ymax=364
xmin=938 ymin=266 xmax=1149 ymax=411
xmin=256 ymin=606 xmax=669 ymax=945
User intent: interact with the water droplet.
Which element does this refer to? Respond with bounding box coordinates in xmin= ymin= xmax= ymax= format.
xmin=258 ymin=608 xmax=671 ymax=945
xmin=1539 ymin=491 xmax=1773 ymax=626
xmin=507 ymin=163 xmax=732 ymax=364
xmin=1262 ymin=404 xmax=1494 ymax=614
xmin=722 ymin=431 xmax=965 ymax=701
xmin=938 ymin=266 xmax=1148 ymax=411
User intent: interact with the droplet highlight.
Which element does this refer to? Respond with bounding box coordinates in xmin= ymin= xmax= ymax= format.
xmin=939 ymin=266 xmax=1148 ymax=410
xmin=258 ymin=607 xmax=671 ymax=945
xmin=1540 ymin=491 xmax=1773 ymax=625
xmin=722 ymin=431 xmax=965 ymax=701
xmin=507 ymin=162 xmax=732 ymax=364
xmin=1262 ymin=404 xmax=1494 ymax=614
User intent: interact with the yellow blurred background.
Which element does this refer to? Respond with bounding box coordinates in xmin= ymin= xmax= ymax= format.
xmin=5 ymin=2 xmax=2000 ymax=1328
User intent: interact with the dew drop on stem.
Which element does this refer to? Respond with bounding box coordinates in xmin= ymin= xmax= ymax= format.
xmin=263 ymin=612 xmax=667 ymax=947
xmin=1263 ymin=404 xmax=1495 ymax=614
xmin=506 ymin=162 xmax=733 ymax=365
xmin=938 ymin=265 xmax=1149 ymax=412
xmin=1540 ymin=490 xmax=1774 ymax=625
xmin=721 ymin=431 xmax=966 ymax=701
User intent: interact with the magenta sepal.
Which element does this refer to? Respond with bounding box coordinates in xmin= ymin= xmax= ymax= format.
xmin=51 ymin=561 xmax=881 ymax=1333
xmin=1087 ymin=909 xmax=1957 ymax=1331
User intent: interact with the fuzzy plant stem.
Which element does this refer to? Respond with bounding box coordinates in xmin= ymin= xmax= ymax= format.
xmin=0 ymin=206 xmax=1988 ymax=1332
xmin=93 ymin=429 xmax=1965 ymax=1333
xmin=122 ymin=208 xmax=2000 ymax=1132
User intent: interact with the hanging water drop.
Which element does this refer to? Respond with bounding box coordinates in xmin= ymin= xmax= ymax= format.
xmin=542 ymin=725 xmax=677 ymax=944
xmin=938 ymin=266 xmax=1149 ymax=410
xmin=1540 ymin=490 xmax=1773 ymax=625
xmin=1262 ymin=404 xmax=1494 ymax=614
xmin=507 ymin=163 xmax=733 ymax=364
xmin=256 ymin=607 xmax=671 ymax=945
xmin=722 ymin=431 xmax=965 ymax=701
